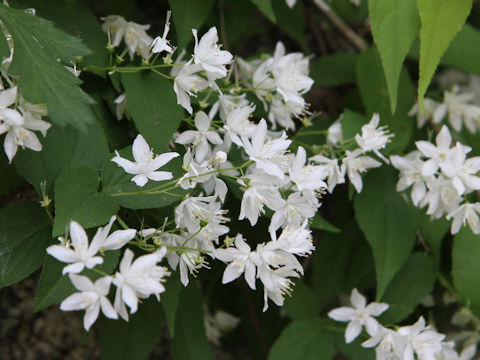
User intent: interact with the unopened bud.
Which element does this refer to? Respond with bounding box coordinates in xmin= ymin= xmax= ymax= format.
xmin=215 ymin=151 xmax=227 ymax=164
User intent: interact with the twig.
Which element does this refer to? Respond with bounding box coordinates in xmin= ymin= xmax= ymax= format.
xmin=313 ymin=0 xmax=367 ymax=51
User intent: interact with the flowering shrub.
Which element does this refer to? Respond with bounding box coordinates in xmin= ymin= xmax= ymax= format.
xmin=1 ymin=0 xmax=480 ymax=359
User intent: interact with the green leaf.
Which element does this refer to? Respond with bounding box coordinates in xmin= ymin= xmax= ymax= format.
xmin=356 ymin=47 xmax=415 ymax=154
xmin=310 ymin=213 xmax=340 ymax=233
xmin=251 ymin=0 xmax=276 ymax=23
xmin=354 ymin=167 xmax=419 ymax=299
xmin=121 ymin=72 xmax=184 ymax=152
xmin=441 ymin=24 xmax=480 ymax=76
xmin=269 ymin=319 xmax=335 ymax=360
xmin=171 ymin=281 xmax=212 ymax=360
xmin=311 ymin=53 xmax=357 ymax=87
xmin=0 ymin=4 xmax=96 ymax=131
xmin=0 ymin=24 xmax=9 ymax=59
xmin=102 ymin=147 xmax=186 ymax=210
xmin=13 ymin=0 xmax=108 ymax=69
xmin=313 ymin=221 xmax=375 ymax=309
xmin=169 ymin=0 xmax=217 ymax=50
xmin=53 ymin=166 xmax=119 ymax=236
xmin=453 ymin=227 xmax=480 ymax=317
xmin=284 ymin=281 xmax=319 ymax=321
xmin=380 ymin=253 xmax=436 ymax=324
xmin=341 ymin=109 xmax=367 ymax=140
xmin=161 ymin=271 xmax=183 ymax=337
xmin=417 ymin=0 xmax=472 ymax=107
xmin=98 ymin=298 xmax=163 ymax=360
xmin=0 ymin=202 xmax=51 ymax=288
xmin=272 ymin=0 xmax=307 ymax=51
xmin=34 ymin=255 xmax=75 ymax=312
xmin=367 ymin=0 xmax=419 ymax=113
xmin=14 ymin=121 xmax=109 ymax=195
xmin=418 ymin=212 xmax=449 ymax=266
xmin=0 ymin=150 xmax=23 ymax=194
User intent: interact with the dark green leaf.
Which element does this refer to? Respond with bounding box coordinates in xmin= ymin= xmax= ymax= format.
xmin=273 ymin=0 xmax=307 ymax=51
xmin=284 ymin=281 xmax=319 ymax=320
xmin=269 ymin=319 xmax=335 ymax=360
xmin=121 ymin=71 xmax=183 ymax=152
xmin=171 ymin=281 xmax=212 ymax=360
xmin=53 ymin=166 xmax=119 ymax=236
xmin=417 ymin=0 xmax=472 ymax=107
xmin=380 ymin=253 xmax=436 ymax=324
xmin=418 ymin=212 xmax=449 ymax=266
xmin=311 ymin=53 xmax=357 ymax=87
xmin=161 ymin=271 xmax=183 ymax=337
xmin=0 ymin=150 xmax=23 ymax=194
xmin=341 ymin=109 xmax=367 ymax=140
xmin=310 ymin=214 xmax=340 ymax=233
xmin=441 ymin=24 xmax=480 ymax=77
xmin=367 ymin=0 xmax=419 ymax=112
xmin=354 ymin=167 xmax=419 ymax=299
xmin=98 ymin=297 xmax=163 ymax=360
xmin=34 ymin=255 xmax=75 ymax=312
xmin=0 ymin=4 xmax=96 ymax=130
xmin=169 ymin=0 xmax=217 ymax=50
xmin=356 ymin=47 xmax=415 ymax=154
xmin=251 ymin=0 xmax=276 ymax=23
xmin=0 ymin=202 xmax=51 ymax=288
xmin=14 ymin=121 xmax=109 ymax=195
xmin=453 ymin=227 xmax=480 ymax=317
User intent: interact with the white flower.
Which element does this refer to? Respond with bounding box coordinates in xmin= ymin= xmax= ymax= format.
xmin=175 ymin=111 xmax=223 ymax=162
xmin=150 ymin=11 xmax=173 ymax=54
xmin=397 ymin=317 xmax=445 ymax=360
xmin=91 ymin=215 xmax=136 ymax=251
xmin=0 ymin=86 xmax=50 ymax=163
xmin=223 ymin=104 xmax=256 ymax=147
xmin=259 ymin=266 xmax=300 ymax=311
xmin=434 ymin=87 xmax=480 ymax=133
xmin=289 ymin=146 xmax=327 ymax=191
xmin=173 ymin=61 xmax=209 ymax=114
xmin=450 ymin=144 xmax=480 ymax=195
xmin=215 ymin=234 xmax=257 ymax=289
xmin=409 ymin=99 xmax=440 ymax=128
xmin=276 ymin=221 xmax=314 ymax=256
xmin=241 ymin=119 xmax=291 ymax=179
xmin=60 ymin=274 xmax=117 ymax=331
xmin=285 ymin=0 xmax=297 ymax=8
xmin=239 ymin=182 xmax=284 ymax=226
xmin=447 ymin=203 xmax=480 ymax=235
xmin=327 ymin=118 xmax=343 ymax=146
xmin=391 ymin=151 xmax=428 ymax=206
xmin=113 ymin=248 xmax=169 ymax=319
xmin=192 ymin=26 xmax=233 ymax=79
xmin=268 ymin=95 xmax=304 ymax=130
xmin=215 ymin=150 xmax=227 ymax=164
xmin=342 ymin=149 xmax=382 ymax=193
xmin=416 ymin=125 xmax=456 ymax=177
xmin=205 ymin=309 xmax=240 ymax=345
xmin=113 ymin=93 xmax=129 ymax=121
xmin=47 ymin=221 xmax=103 ymax=274
xmin=309 ymin=155 xmax=346 ymax=193
xmin=362 ymin=326 xmax=406 ymax=360
xmin=328 ymin=288 xmax=389 ymax=343
xmin=101 ymin=15 xmax=152 ymax=59
xmin=420 ymin=177 xmax=463 ymax=219
xmin=355 ymin=113 xmax=393 ymax=162
xmin=111 ymin=134 xmax=179 ymax=187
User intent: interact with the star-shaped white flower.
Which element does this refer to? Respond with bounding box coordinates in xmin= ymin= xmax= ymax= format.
xmin=111 ymin=134 xmax=179 ymax=187
xmin=416 ymin=125 xmax=456 ymax=177
xmin=60 ymin=274 xmax=117 ymax=331
xmin=192 ymin=26 xmax=232 ymax=79
xmin=150 ymin=11 xmax=173 ymax=54
xmin=328 ymin=288 xmax=389 ymax=343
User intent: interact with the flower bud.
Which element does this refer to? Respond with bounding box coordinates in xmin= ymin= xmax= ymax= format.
xmin=215 ymin=151 xmax=227 ymax=164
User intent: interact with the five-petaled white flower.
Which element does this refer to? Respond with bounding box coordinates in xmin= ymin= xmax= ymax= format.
xmin=111 ymin=134 xmax=180 ymax=187
xmin=416 ymin=125 xmax=456 ymax=177
xmin=60 ymin=274 xmax=117 ymax=331
xmin=328 ymin=288 xmax=389 ymax=343
xmin=150 ymin=11 xmax=173 ymax=54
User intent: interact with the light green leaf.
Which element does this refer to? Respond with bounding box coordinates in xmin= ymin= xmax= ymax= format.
xmin=417 ymin=0 xmax=472 ymax=107
xmin=354 ymin=167 xmax=419 ymax=299
xmin=171 ymin=281 xmax=212 ymax=360
xmin=121 ymin=72 xmax=184 ymax=152
xmin=311 ymin=53 xmax=357 ymax=87
xmin=367 ymin=0 xmax=419 ymax=113
xmin=251 ymin=0 xmax=276 ymax=23
xmin=14 ymin=120 xmax=109 ymax=196
xmin=0 ymin=4 xmax=96 ymax=131
xmin=53 ymin=166 xmax=119 ymax=236
xmin=0 ymin=202 xmax=51 ymax=288
xmin=168 ymin=0 xmax=217 ymax=51
xmin=102 ymin=147 xmax=186 ymax=210
xmin=380 ymin=253 xmax=436 ymax=324
xmin=356 ymin=47 xmax=415 ymax=154
xmin=269 ymin=319 xmax=335 ymax=360
xmin=98 ymin=298 xmax=163 ymax=360
xmin=453 ymin=227 xmax=480 ymax=317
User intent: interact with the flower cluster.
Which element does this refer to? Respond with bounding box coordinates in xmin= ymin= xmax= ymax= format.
xmin=0 ymin=84 xmax=50 ymax=163
xmin=329 ymin=288 xmax=476 ymax=360
xmin=391 ymin=125 xmax=480 ymax=234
